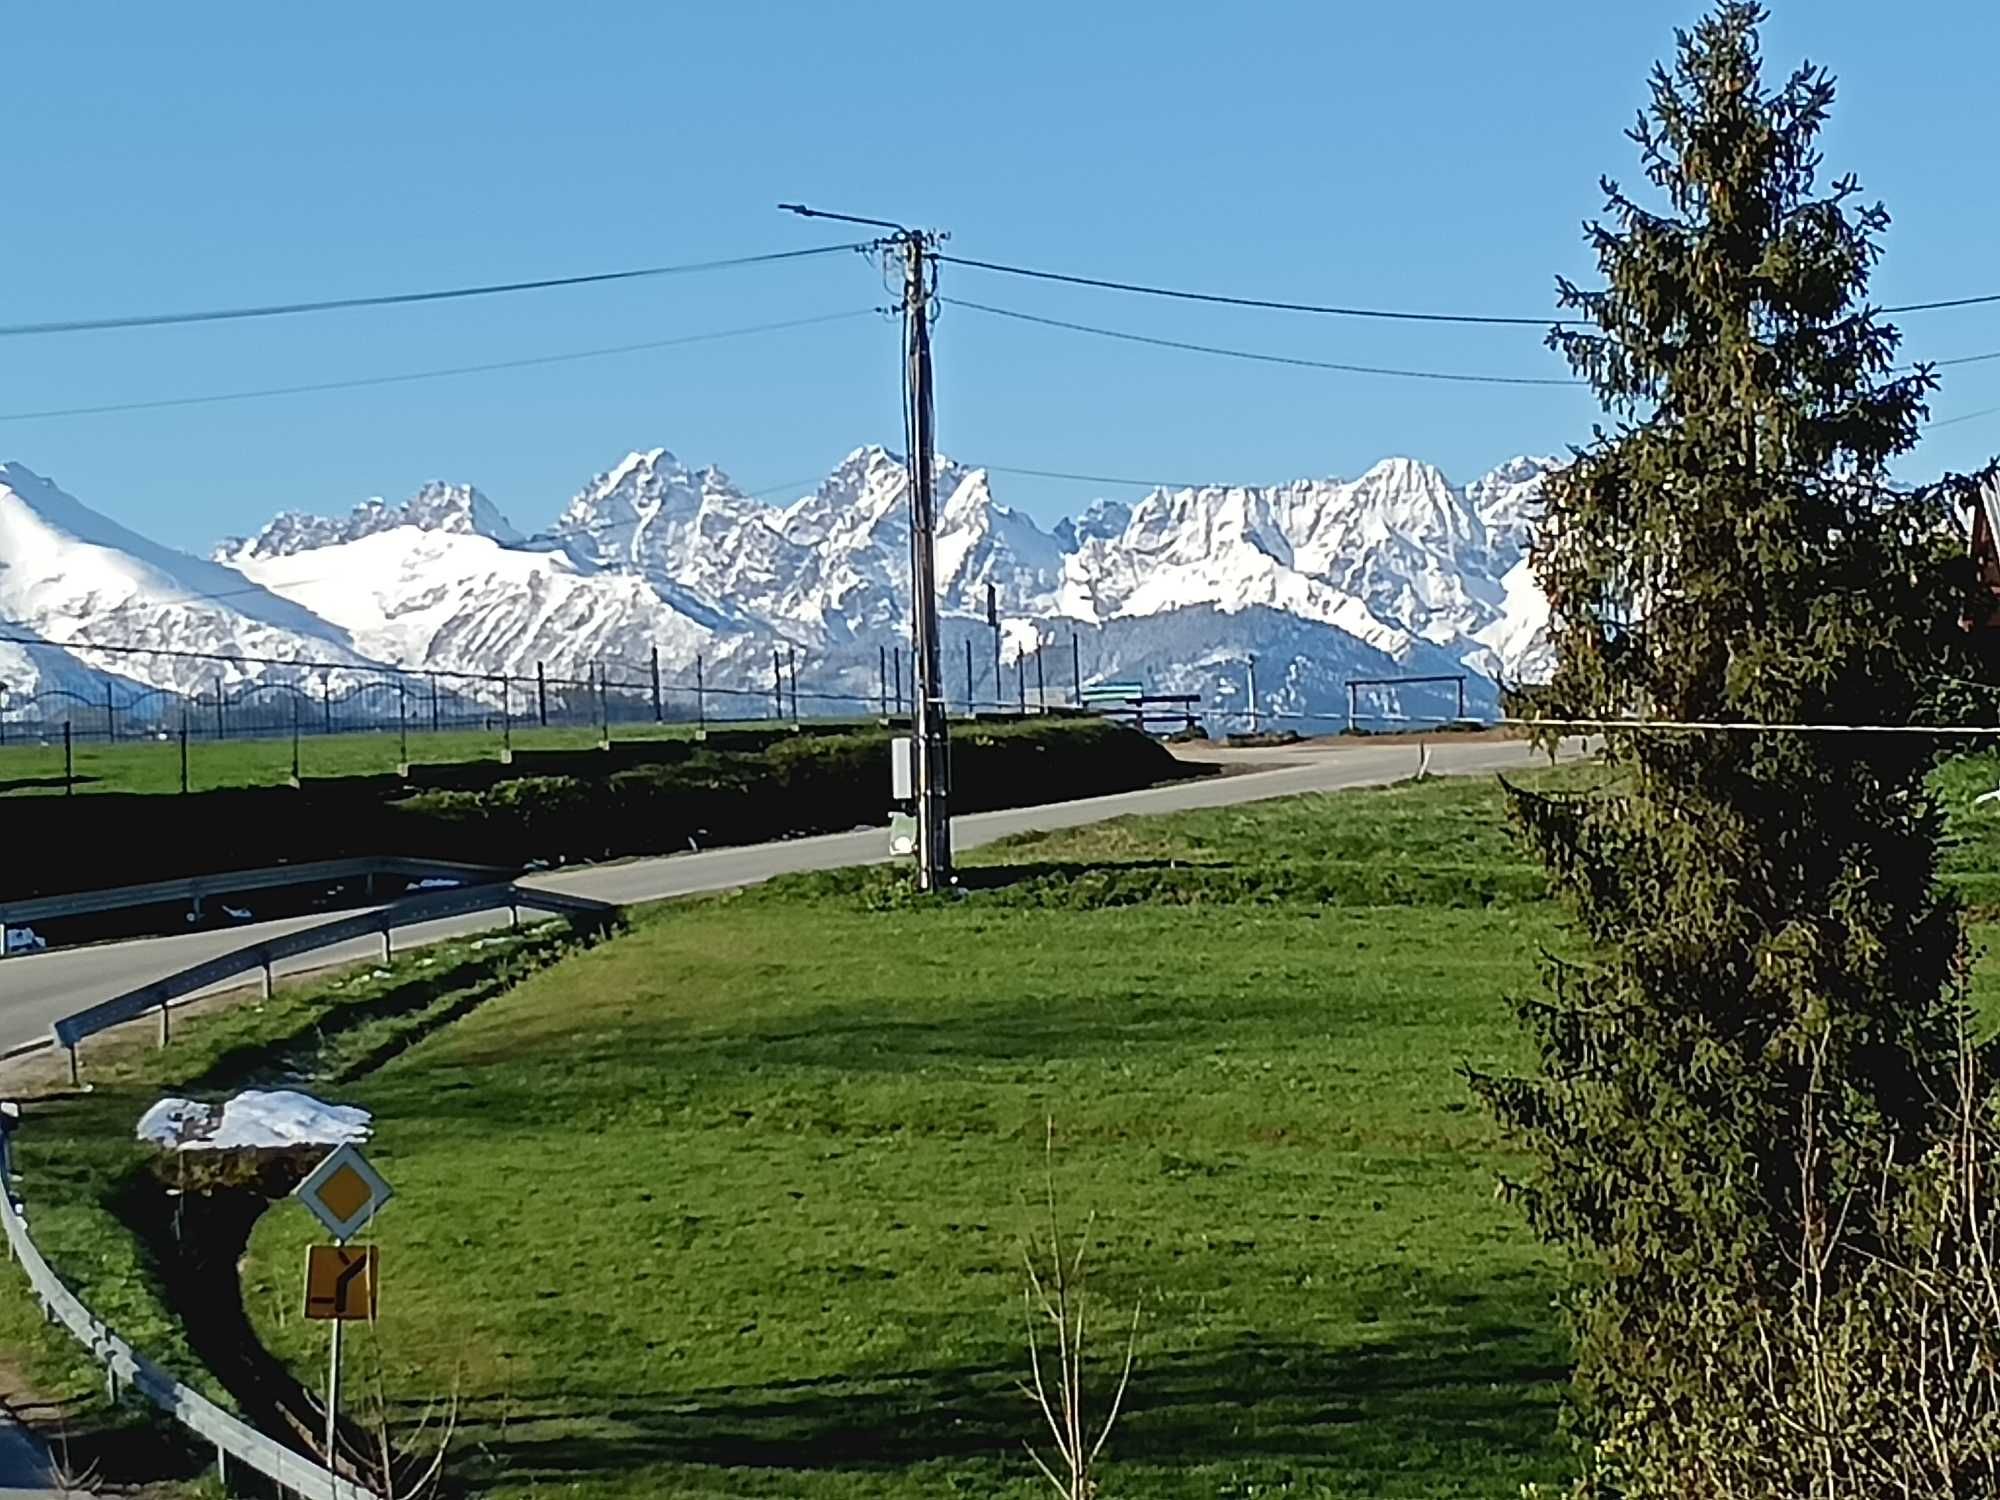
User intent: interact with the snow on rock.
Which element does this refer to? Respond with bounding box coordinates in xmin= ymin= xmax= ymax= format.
xmin=136 ymin=1089 xmax=372 ymax=1152
xmin=218 ymin=481 xmax=521 ymax=562
xmin=229 ymin=524 xmax=715 ymax=682
xmin=1 ymin=444 xmax=1564 ymax=726
xmin=0 ymin=461 xmax=376 ymax=699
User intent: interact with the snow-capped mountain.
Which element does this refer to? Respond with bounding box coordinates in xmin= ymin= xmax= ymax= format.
xmin=0 ymin=462 xmax=378 ymax=702
xmin=0 ymin=446 xmax=1559 ymax=726
xmin=219 ymin=481 xmax=519 ymax=562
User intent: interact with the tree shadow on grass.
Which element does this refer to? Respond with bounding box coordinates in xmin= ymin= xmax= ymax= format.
xmin=0 ymin=774 xmax=95 ymax=794
xmin=430 ymin=1317 xmax=1568 ymax=1489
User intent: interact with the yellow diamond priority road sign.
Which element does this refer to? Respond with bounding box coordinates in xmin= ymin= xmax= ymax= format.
xmin=295 ymin=1142 xmax=393 ymax=1243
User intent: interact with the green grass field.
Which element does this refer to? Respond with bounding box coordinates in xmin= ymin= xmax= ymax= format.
xmin=10 ymin=759 xmax=2000 ymax=1496
xmin=0 ymin=720 xmax=802 ymax=796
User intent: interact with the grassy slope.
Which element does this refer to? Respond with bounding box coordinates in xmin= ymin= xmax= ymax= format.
xmin=232 ymin=775 xmax=1575 ymax=1500
xmin=10 ymin=759 xmax=2000 ymax=1497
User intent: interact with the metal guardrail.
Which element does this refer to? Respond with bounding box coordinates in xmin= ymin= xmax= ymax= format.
xmin=1 ymin=877 xmax=622 ymax=1493
xmin=0 ymin=1176 xmax=381 ymax=1499
xmin=0 ymin=856 xmax=512 ymax=944
xmin=54 ymin=880 xmax=619 ymax=1075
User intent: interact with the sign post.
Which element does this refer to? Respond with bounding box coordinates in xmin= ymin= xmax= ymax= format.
xmin=295 ymin=1142 xmax=394 ymax=1471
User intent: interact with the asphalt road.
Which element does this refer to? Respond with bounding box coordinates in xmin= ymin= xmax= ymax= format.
xmin=0 ymin=734 xmax=1569 ymax=1058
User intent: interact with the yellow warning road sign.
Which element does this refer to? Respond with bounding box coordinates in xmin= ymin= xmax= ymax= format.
xmin=304 ymin=1244 xmax=379 ymax=1321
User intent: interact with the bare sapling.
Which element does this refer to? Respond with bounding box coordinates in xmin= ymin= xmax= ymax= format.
xmin=1020 ymin=1119 xmax=1138 ymax=1500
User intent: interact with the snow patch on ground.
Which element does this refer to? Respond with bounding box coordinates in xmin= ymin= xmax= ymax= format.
xmin=136 ymin=1089 xmax=372 ymax=1151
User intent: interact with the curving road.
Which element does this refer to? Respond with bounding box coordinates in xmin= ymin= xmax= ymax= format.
xmin=0 ymin=735 xmax=1571 ymax=1058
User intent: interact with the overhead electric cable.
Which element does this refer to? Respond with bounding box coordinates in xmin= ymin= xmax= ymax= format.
xmin=0 ymin=243 xmax=873 ymax=338
xmin=945 ymin=297 xmax=1583 ymax=387
xmin=0 ymin=310 xmax=884 ymax=422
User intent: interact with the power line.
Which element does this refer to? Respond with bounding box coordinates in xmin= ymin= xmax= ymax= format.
xmin=938 ymin=252 xmax=1571 ymax=328
xmin=977 ymin=461 xmax=1227 ymax=491
xmin=945 ymin=297 xmax=1584 ymax=387
xmin=941 ymin=250 xmax=2000 ymax=331
xmin=0 ymin=243 xmax=874 ymax=339
xmin=0 ymin=310 xmax=884 ymax=423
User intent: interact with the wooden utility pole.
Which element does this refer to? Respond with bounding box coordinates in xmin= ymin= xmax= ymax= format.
xmin=901 ymin=230 xmax=952 ymax=887
xmin=783 ymin=203 xmax=952 ymax=889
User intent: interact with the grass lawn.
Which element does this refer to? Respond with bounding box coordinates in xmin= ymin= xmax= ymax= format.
xmin=9 ymin=759 xmax=2000 ymax=1496
xmin=0 ymin=719 xmax=799 ymax=797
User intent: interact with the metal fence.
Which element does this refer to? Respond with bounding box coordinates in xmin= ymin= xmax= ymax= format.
xmin=0 ymin=631 xmax=1109 ymax=757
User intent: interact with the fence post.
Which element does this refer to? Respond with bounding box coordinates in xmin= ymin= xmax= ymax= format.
xmin=650 ymin=647 xmax=663 ymax=724
xmin=878 ymin=645 xmax=888 ymax=718
xmin=536 ymin=661 xmax=548 ymax=727
xmin=321 ymin=671 xmax=333 ymax=736
xmin=964 ymin=638 xmax=973 ymax=715
xmin=1346 ymin=681 xmax=1357 ymax=734
xmin=429 ymin=672 xmax=440 ymax=734
xmin=1036 ymin=647 xmax=1046 ymax=712
xmin=291 ymin=697 xmax=302 ymax=786
xmin=1456 ymin=675 xmax=1466 ymax=721
xmin=500 ymin=677 xmax=513 ymax=764
xmin=596 ymin=665 xmax=609 ymax=748
xmin=695 ymin=655 xmax=706 ymax=738
xmin=397 ymin=682 xmax=409 ymax=774
xmin=179 ymin=711 xmax=189 ymax=794
xmin=1016 ymin=654 xmax=1025 ymax=714
xmin=786 ymin=645 xmax=799 ymax=728
xmin=213 ymin=682 xmax=224 ymax=741
xmin=104 ymin=682 xmax=115 ymax=744
xmin=770 ymin=651 xmax=781 ymax=720
xmin=1071 ymin=633 xmax=1081 ymax=707
xmin=893 ymin=646 xmax=903 ymax=716
xmin=63 ymin=722 xmax=73 ymax=797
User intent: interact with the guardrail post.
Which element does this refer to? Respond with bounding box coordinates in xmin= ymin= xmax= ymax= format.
xmin=158 ymin=1002 xmax=169 ymax=1049
xmin=260 ymin=959 xmax=274 ymax=1000
xmin=65 ymin=1047 xmax=78 ymax=1089
xmin=380 ymin=926 xmax=392 ymax=964
xmin=215 ymin=1442 xmax=226 ymax=1486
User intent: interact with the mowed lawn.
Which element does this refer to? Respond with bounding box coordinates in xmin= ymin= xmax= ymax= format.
xmin=233 ymin=779 xmax=1577 ymax=1499
xmin=0 ymin=718 xmax=792 ymax=796
xmin=14 ymin=761 xmax=2000 ymax=1496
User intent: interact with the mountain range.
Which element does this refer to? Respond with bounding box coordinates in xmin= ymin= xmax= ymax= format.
xmin=0 ymin=446 xmax=1556 ymax=727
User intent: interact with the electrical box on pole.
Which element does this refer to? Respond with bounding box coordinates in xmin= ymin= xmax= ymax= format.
xmin=900 ymin=231 xmax=953 ymax=889
xmin=781 ymin=202 xmax=953 ymax=890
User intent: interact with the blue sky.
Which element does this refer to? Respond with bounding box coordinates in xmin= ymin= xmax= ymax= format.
xmin=5 ymin=1 xmax=1998 ymax=550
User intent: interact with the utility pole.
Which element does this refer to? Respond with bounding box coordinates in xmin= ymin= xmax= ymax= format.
xmin=783 ymin=203 xmax=952 ymax=888
xmin=987 ymin=584 xmax=1001 ymax=719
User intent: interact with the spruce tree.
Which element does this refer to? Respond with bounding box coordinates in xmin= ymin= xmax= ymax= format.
xmin=1473 ymin=4 xmax=1983 ymax=1489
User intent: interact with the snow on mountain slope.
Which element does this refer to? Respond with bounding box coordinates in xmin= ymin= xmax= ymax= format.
xmin=228 ymin=525 xmax=715 ymax=682
xmin=218 ymin=481 xmax=520 ymax=562
xmin=0 ymin=446 xmax=1562 ymax=723
xmin=548 ymin=448 xmax=808 ymax=631
xmin=0 ymin=462 xmax=373 ymax=696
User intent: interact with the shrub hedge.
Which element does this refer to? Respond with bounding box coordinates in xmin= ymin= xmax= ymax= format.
xmin=2 ymin=718 xmax=1190 ymax=901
